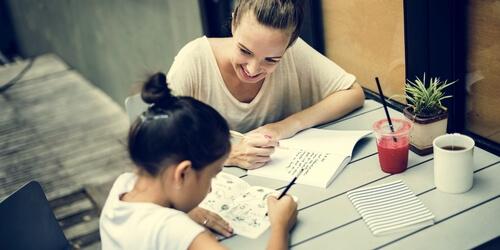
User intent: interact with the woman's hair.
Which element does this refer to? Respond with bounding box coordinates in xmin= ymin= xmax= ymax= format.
xmin=128 ymin=73 xmax=231 ymax=176
xmin=232 ymin=0 xmax=304 ymax=47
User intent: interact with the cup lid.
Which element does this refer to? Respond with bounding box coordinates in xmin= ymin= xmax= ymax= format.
xmin=373 ymin=118 xmax=412 ymax=137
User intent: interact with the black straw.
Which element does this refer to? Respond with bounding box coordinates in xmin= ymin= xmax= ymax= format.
xmin=375 ymin=77 xmax=397 ymax=142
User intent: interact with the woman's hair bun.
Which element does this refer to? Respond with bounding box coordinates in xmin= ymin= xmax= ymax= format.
xmin=141 ymin=72 xmax=177 ymax=108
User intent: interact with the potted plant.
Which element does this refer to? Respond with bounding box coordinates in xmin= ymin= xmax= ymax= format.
xmin=402 ymin=74 xmax=457 ymax=155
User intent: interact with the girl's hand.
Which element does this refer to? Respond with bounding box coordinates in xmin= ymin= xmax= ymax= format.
xmin=267 ymin=195 xmax=298 ymax=232
xmin=225 ymin=132 xmax=278 ymax=170
xmin=188 ymin=207 xmax=233 ymax=237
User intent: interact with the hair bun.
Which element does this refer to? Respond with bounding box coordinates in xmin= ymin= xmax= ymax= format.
xmin=141 ymin=72 xmax=176 ymax=108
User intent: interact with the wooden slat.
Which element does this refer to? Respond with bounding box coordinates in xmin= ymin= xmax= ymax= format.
xmin=0 ymin=54 xmax=135 ymax=248
xmin=0 ymin=54 xmax=69 ymax=84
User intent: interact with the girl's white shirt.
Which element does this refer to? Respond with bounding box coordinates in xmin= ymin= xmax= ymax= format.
xmin=99 ymin=172 xmax=204 ymax=250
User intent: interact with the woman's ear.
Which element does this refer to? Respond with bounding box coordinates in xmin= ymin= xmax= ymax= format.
xmin=231 ymin=12 xmax=236 ymax=34
xmin=172 ymin=160 xmax=193 ymax=189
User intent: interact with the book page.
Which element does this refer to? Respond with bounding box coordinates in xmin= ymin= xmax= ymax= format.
xmin=287 ymin=149 xmax=331 ymax=176
xmin=199 ymin=172 xmax=250 ymax=214
xmin=219 ymin=186 xmax=278 ymax=239
xmin=249 ymin=147 xmax=346 ymax=188
xmin=280 ymin=128 xmax=372 ymax=156
xmin=248 ymin=129 xmax=371 ymax=188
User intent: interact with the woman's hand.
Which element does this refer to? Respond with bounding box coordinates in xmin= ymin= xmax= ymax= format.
xmin=188 ymin=207 xmax=233 ymax=237
xmin=225 ymin=132 xmax=278 ymax=170
xmin=267 ymin=195 xmax=298 ymax=232
xmin=251 ymin=120 xmax=301 ymax=140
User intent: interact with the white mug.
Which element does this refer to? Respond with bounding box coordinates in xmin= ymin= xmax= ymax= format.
xmin=433 ymin=133 xmax=475 ymax=193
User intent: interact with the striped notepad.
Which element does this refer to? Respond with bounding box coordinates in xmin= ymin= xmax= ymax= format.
xmin=347 ymin=180 xmax=435 ymax=236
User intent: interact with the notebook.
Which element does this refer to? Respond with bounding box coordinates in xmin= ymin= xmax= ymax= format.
xmin=247 ymin=128 xmax=371 ymax=188
xmin=199 ymin=172 xmax=292 ymax=239
xmin=347 ymin=180 xmax=435 ymax=236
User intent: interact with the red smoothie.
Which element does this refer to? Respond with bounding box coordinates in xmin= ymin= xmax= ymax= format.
xmin=376 ymin=136 xmax=409 ymax=174
xmin=373 ymin=118 xmax=412 ymax=174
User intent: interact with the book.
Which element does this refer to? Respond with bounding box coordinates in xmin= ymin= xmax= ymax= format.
xmin=347 ymin=180 xmax=435 ymax=236
xmin=199 ymin=172 xmax=285 ymax=239
xmin=247 ymin=128 xmax=372 ymax=188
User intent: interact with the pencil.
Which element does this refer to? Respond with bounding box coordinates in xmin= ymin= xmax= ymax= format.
xmin=230 ymin=130 xmax=246 ymax=139
xmin=277 ymin=176 xmax=297 ymax=199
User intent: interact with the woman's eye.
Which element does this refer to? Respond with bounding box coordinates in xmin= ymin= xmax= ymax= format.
xmin=265 ymin=59 xmax=279 ymax=64
xmin=240 ymin=48 xmax=251 ymax=55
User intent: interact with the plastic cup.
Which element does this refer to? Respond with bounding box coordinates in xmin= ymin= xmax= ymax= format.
xmin=373 ymin=118 xmax=413 ymax=174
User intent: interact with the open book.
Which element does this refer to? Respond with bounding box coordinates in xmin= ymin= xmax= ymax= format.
xmin=247 ymin=128 xmax=371 ymax=188
xmin=199 ymin=172 xmax=281 ymax=239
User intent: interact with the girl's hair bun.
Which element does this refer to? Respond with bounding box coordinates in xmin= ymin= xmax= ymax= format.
xmin=141 ymin=72 xmax=177 ymax=109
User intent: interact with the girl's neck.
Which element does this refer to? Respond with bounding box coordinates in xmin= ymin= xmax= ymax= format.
xmin=121 ymin=173 xmax=172 ymax=208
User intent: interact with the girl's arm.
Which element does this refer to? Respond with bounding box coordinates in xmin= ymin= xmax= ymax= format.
xmin=189 ymin=196 xmax=298 ymax=250
xmin=189 ymin=231 xmax=228 ymax=250
xmin=266 ymin=196 xmax=298 ymax=250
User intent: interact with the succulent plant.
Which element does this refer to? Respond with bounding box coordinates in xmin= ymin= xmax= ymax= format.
xmin=405 ymin=74 xmax=457 ymax=117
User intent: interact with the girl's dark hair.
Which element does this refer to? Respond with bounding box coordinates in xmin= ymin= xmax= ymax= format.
xmin=128 ymin=73 xmax=230 ymax=176
xmin=232 ymin=0 xmax=305 ymax=47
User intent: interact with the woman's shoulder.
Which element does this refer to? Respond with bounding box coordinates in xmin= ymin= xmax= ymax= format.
xmin=286 ymin=37 xmax=315 ymax=57
xmin=176 ymin=36 xmax=210 ymax=58
xmin=173 ymin=36 xmax=225 ymax=70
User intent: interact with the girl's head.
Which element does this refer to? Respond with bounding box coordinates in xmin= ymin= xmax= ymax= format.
xmin=128 ymin=73 xmax=230 ymax=211
xmin=230 ymin=0 xmax=304 ymax=84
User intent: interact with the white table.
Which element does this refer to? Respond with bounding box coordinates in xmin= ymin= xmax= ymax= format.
xmin=221 ymin=100 xmax=500 ymax=249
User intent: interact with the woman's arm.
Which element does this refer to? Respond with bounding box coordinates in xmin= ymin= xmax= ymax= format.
xmin=229 ymin=83 xmax=364 ymax=169
xmin=254 ymin=82 xmax=365 ymax=140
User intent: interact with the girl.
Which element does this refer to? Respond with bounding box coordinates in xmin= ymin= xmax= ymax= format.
xmin=99 ymin=73 xmax=297 ymax=250
xmin=167 ymin=0 xmax=365 ymax=170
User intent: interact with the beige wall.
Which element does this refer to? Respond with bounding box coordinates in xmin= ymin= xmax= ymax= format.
xmin=466 ymin=0 xmax=500 ymax=143
xmin=321 ymin=0 xmax=405 ymax=100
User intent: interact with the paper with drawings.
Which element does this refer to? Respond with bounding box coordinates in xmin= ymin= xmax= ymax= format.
xmin=248 ymin=128 xmax=372 ymax=188
xmin=199 ymin=172 xmax=279 ymax=239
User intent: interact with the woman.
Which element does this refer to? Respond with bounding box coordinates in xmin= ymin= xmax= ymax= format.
xmin=167 ymin=0 xmax=364 ymax=170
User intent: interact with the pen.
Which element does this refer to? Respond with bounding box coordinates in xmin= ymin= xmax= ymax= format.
xmin=278 ymin=167 xmax=304 ymax=199
xmin=277 ymin=176 xmax=297 ymax=199
xmin=265 ymin=168 xmax=303 ymax=216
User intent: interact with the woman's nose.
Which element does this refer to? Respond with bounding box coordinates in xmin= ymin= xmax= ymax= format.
xmin=246 ymin=60 xmax=261 ymax=76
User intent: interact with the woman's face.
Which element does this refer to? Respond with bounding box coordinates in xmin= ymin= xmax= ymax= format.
xmin=230 ymin=12 xmax=291 ymax=84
